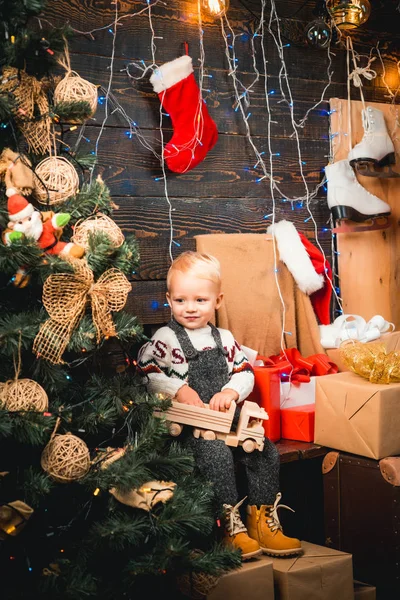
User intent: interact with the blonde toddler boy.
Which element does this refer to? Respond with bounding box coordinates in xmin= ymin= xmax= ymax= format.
xmin=138 ymin=251 xmax=301 ymax=559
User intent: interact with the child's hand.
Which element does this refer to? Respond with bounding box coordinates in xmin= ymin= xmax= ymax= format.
xmin=175 ymin=385 xmax=205 ymax=407
xmin=209 ymin=389 xmax=239 ymax=412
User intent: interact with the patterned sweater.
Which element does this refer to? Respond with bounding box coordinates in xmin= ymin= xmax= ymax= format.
xmin=138 ymin=325 xmax=254 ymax=403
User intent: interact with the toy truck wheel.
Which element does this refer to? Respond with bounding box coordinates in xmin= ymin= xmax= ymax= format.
xmin=169 ymin=423 xmax=183 ymax=436
xmin=202 ymin=430 xmax=216 ymax=441
xmin=242 ymin=438 xmax=257 ymax=453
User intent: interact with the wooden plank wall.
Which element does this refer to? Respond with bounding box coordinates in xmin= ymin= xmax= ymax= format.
xmin=42 ymin=0 xmax=400 ymax=328
xmin=330 ymin=98 xmax=400 ymax=328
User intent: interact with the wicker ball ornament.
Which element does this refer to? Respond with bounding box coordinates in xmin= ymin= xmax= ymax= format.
xmin=176 ymin=570 xmax=219 ymax=599
xmin=34 ymin=156 xmax=79 ymax=205
xmin=72 ymin=213 xmax=125 ymax=249
xmin=41 ymin=433 xmax=91 ymax=483
xmin=54 ymin=72 xmax=98 ymax=119
xmin=0 ymin=379 xmax=48 ymax=412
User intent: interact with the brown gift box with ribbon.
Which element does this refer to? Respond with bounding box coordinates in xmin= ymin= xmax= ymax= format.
xmin=325 ymin=331 xmax=400 ymax=373
xmin=272 ymin=541 xmax=354 ymax=600
xmin=315 ymin=371 xmax=400 ymax=460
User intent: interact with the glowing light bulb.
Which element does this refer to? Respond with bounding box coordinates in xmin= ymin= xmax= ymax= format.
xmin=326 ymin=0 xmax=371 ymax=30
xmin=201 ymin=0 xmax=229 ymax=18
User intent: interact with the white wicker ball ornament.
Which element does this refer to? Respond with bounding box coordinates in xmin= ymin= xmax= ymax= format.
xmin=34 ymin=156 xmax=79 ymax=205
xmin=0 ymin=379 xmax=48 ymax=412
xmin=54 ymin=71 xmax=98 ymax=119
xmin=41 ymin=433 xmax=91 ymax=483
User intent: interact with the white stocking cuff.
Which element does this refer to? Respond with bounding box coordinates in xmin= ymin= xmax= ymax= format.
xmin=150 ymin=55 xmax=193 ymax=93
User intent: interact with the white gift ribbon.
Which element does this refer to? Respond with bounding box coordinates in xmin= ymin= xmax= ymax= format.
xmin=320 ymin=314 xmax=395 ymax=349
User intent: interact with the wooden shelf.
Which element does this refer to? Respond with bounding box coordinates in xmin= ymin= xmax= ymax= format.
xmin=277 ymin=439 xmax=328 ymax=463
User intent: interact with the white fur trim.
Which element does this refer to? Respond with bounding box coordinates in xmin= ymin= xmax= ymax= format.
xmin=6 ymin=187 xmax=18 ymax=198
xmin=267 ymin=220 xmax=324 ymax=295
xmin=150 ymin=55 xmax=193 ymax=93
xmin=9 ymin=202 xmax=34 ymax=222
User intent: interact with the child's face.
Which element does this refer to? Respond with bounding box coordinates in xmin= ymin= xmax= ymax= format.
xmin=166 ymin=271 xmax=223 ymax=330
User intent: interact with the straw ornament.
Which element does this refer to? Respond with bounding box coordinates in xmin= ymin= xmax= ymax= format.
xmin=33 ymin=259 xmax=131 ymax=364
xmin=72 ymin=213 xmax=125 ymax=249
xmin=177 ymin=563 xmax=219 ymax=599
xmin=41 ymin=431 xmax=90 ymax=483
xmin=340 ymin=341 xmax=400 ymax=384
xmin=0 ymin=67 xmax=54 ymax=155
xmin=54 ymin=45 xmax=98 ymax=120
xmin=34 ymin=156 xmax=79 ymax=205
xmin=0 ymin=379 xmax=48 ymax=412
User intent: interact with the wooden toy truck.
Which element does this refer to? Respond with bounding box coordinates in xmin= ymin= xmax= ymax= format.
xmin=155 ymin=400 xmax=269 ymax=452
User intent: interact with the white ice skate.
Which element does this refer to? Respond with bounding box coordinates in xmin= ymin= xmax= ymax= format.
xmin=325 ymin=158 xmax=391 ymax=233
xmin=348 ymin=106 xmax=399 ymax=178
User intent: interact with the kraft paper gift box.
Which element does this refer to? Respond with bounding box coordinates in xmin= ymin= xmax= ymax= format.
xmin=353 ymin=581 xmax=376 ymax=600
xmin=272 ymin=541 xmax=354 ymax=600
xmin=281 ymin=404 xmax=315 ymax=442
xmin=208 ymin=555 xmax=274 ymax=600
xmin=247 ymin=367 xmax=281 ymax=442
xmin=315 ymin=371 xmax=400 ymax=460
xmin=326 ymin=331 xmax=400 ymax=373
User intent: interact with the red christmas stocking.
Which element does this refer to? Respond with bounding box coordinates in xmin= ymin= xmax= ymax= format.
xmin=150 ymin=55 xmax=218 ymax=173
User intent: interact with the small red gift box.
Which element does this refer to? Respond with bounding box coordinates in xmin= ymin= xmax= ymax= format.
xmin=247 ymin=367 xmax=281 ymax=442
xmin=281 ymin=404 xmax=315 ymax=443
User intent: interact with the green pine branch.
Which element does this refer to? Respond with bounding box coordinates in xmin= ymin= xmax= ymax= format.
xmin=61 ymin=178 xmax=114 ymax=224
xmin=0 ymin=408 xmax=55 ymax=445
xmin=22 ymin=466 xmax=53 ymax=507
xmin=85 ymin=231 xmax=139 ymax=278
xmin=0 ymin=309 xmax=44 ymax=355
xmin=54 ymin=101 xmax=94 ymax=124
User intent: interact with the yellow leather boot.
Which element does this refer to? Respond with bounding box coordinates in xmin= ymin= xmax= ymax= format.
xmin=246 ymin=493 xmax=302 ymax=557
xmin=222 ymin=498 xmax=262 ymax=560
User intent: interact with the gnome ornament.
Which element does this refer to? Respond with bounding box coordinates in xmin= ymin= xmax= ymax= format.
xmin=150 ymin=55 xmax=218 ymax=173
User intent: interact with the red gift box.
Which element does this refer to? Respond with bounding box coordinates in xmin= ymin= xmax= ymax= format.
xmin=281 ymin=404 xmax=315 ymax=442
xmin=247 ymin=367 xmax=281 ymax=442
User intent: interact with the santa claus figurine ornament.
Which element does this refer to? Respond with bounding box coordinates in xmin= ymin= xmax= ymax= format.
xmin=3 ymin=187 xmax=84 ymax=287
xmin=150 ymin=55 xmax=218 ymax=173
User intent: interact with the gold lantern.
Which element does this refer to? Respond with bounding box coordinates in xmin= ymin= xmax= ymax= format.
xmin=201 ymin=0 xmax=229 ymax=19
xmin=326 ymin=0 xmax=371 ymax=30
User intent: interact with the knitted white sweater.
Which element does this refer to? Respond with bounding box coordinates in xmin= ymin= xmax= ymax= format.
xmin=138 ymin=325 xmax=254 ymax=402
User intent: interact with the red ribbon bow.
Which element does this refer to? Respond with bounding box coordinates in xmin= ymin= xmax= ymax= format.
xmin=257 ymin=348 xmax=338 ymax=385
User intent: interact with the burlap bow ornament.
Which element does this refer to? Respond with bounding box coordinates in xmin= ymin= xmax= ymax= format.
xmin=33 ymin=260 xmax=131 ymax=364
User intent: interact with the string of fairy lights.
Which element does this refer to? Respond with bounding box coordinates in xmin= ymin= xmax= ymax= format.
xmin=3 ymin=0 xmax=399 ymax=573
xmin=32 ymin=0 xmax=398 ymax=325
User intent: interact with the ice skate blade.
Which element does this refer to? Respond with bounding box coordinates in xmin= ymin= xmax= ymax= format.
xmin=331 ymin=204 xmax=390 ymax=224
xmin=332 ymin=216 xmax=391 ymax=234
xmin=352 ymin=159 xmax=400 ymax=179
xmin=350 ymin=152 xmax=396 ymax=169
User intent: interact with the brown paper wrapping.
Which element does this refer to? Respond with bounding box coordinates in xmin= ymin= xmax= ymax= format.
xmin=208 ymin=556 xmax=274 ymax=600
xmin=354 ymin=581 xmax=376 ymax=600
xmin=326 ymin=331 xmax=400 ymax=373
xmin=315 ymin=371 xmax=400 ymax=460
xmin=272 ymin=541 xmax=354 ymax=600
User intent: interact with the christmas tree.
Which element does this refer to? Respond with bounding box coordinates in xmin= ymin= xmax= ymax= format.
xmin=0 ymin=2 xmax=240 ymax=598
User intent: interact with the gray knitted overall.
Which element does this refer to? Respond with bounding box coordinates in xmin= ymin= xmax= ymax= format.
xmin=168 ymin=319 xmax=280 ymax=507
